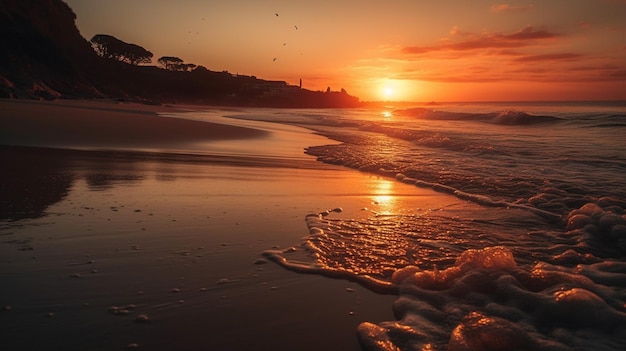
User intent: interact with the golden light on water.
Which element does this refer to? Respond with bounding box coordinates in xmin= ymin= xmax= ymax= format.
xmin=372 ymin=178 xmax=396 ymax=215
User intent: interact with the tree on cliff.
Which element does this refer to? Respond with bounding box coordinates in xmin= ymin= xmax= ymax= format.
xmin=90 ymin=34 xmax=153 ymax=65
xmin=158 ymin=56 xmax=196 ymax=72
xmin=157 ymin=56 xmax=182 ymax=70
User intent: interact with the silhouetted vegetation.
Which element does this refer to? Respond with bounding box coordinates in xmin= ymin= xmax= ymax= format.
xmin=0 ymin=0 xmax=361 ymax=108
xmin=157 ymin=56 xmax=196 ymax=72
xmin=158 ymin=56 xmax=183 ymax=70
xmin=90 ymin=34 xmax=153 ymax=65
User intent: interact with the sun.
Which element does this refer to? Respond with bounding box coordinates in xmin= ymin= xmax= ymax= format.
xmin=381 ymin=85 xmax=396 ymax=100
xmin=375 ymin=78 xmax=413 ymax=101
xmin=383 ymin=86 xmax=395 ymax=98
xmin=378 ymin=79 xmax=401 ymax=101
xmin=383 ymin=87 xmax=395 ymax=98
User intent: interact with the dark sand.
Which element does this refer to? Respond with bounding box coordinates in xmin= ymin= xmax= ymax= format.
xmin=0 ymin=99 xmax=267 ymax=150
xmin=0 ymin=99 xmax=474 ymax=350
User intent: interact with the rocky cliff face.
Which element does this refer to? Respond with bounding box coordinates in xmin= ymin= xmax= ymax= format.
xmin=0 ymin=0 xmax=106 ymax=99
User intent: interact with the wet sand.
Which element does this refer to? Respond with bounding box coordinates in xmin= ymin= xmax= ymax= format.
xmin=0 ymin=99 xmax=474 ymax=350
xmin=0 ymin=99 xmax=267 ymax=151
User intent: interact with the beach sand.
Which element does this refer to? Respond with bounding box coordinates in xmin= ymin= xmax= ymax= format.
xmin=0 ymin=99 xmax=267 ymax=151
xmin=0 ymin=99 xmax=476 ymax=350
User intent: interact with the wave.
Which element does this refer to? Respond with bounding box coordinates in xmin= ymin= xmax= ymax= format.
xmin=396 ymin=108 xmax=561 ymax=126
xmin=358 ymin=247 xmax=626 ymax=351
xmin=554 ymin=114 xmax=626 ymax=131
xmin=266 ymin=207 xmax=626 ymax=350
xmin=591 ymin=123 xmax=626 ymax=128
xmin=244 ymin=105 xmax=626 ymax=351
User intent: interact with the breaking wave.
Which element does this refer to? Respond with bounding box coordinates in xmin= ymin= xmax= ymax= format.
xmin=395 ymin=108 xmax=561 ymax=125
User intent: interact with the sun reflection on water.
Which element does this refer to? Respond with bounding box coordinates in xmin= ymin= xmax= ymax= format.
xmin=371 ymin=178 xmax=396 ymax=215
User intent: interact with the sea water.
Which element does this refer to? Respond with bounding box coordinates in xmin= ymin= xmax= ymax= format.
xmin=216 ymin=101 xmax=626 ymax=351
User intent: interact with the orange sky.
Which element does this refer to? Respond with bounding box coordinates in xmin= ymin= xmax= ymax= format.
xmin=64 ymin=0 xmax=626 ymax=102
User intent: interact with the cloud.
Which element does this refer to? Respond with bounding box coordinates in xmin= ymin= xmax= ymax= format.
xmin=567 ymin=65 xmax=626 ymax=81
xmin=396 ymin=63 xmax=626 ymax=84
xmin=378 ymin=50 xmax=621 ymax=84
xmin=514 ymin=53 xmax=583 ymax=62
xmin=491 ymin=4 xmax=535 ymax=12
xmin=402 ymin=26 xmax=561 ymax=55
xmin=505 ymin=65 xmax=626 ymax=82
xmin=373 ymin=25 xmax=623 ymax=87
xmin=505 ymin=26 xmax=557 ymax=40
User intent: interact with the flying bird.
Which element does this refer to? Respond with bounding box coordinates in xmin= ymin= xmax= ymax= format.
xmin=294 ymin=25 xmax=298 ymax=30
xmin=273 ymin=58 xmax=277 ymax=62
xmin=275 ymin=13 xmax=279 ymax=16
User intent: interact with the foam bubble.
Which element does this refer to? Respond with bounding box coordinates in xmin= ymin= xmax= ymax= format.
xmin=448 ymin=312 xmax=530 ymax=351
xmin=356 ymin=322 xmax=401 ymax=351
xmin=456 ymin=246 xmax=516 ymax=271
xmin=358 ymin=248 xmax=626 ymax=351
xmin=566 ymin=213 xmax=592 ymax=230
xmin=565 ymin=202 xmax=626 ymax=255
xmin=134 ymin=314 xmax=149 ymax=323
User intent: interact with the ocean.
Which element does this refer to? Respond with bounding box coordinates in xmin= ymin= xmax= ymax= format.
xmin=213 ymin=101 xmax=626 ymax=351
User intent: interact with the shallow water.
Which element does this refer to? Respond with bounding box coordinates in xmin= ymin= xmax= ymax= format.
xmin=224 ymin=102 xmax=626 ymax=351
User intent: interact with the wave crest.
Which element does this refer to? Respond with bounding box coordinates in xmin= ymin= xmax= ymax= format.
xmin=396 ymin=108 xmax=560 ymax=126
xmin=488 ymin=110 xmax=559 ymax=125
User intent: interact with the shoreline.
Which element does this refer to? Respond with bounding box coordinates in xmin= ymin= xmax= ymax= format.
xmin=1 ymin=143 xmax=413 ymax=350
xmin=0 ymin=98 xmax=476 ymax=350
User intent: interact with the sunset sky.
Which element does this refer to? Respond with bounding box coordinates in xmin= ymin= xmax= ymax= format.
xmin=64 ymin=0 xmax=626 ymax=102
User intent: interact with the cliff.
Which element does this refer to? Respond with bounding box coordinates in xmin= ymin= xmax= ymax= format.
xmin=0 ymin=0 xmax=361 ymax=107
xmin=0 ymin=0 xmax=106 ymax=99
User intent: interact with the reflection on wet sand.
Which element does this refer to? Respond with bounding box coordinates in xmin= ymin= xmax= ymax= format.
xmin=1 ymin=146 xmax=75 ymax=220
xmin=1 ymin=146 xmax=154 ymax=220
xmin=0 ymin=144 xmax=339 ymax=221
xmin=1 ymin=143 xmax=419 ymax=350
